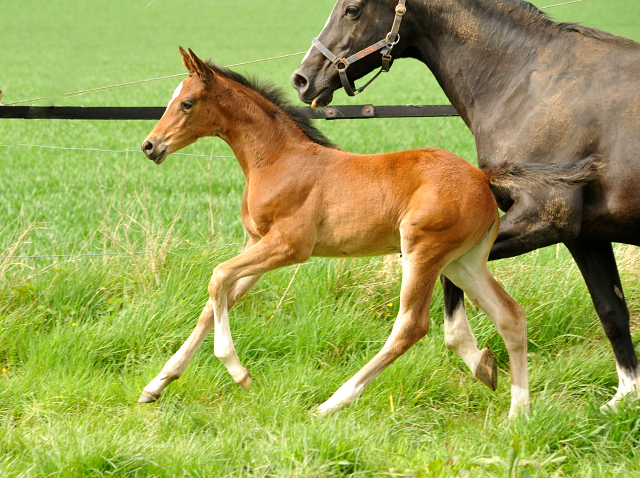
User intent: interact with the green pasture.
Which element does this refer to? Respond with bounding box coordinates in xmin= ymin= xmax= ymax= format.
xmin=1 ymin=0 xmax=640 ymax=476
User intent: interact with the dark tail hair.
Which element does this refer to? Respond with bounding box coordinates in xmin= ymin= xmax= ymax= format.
xmin=485 ymin=155 xmax=603 ymax=191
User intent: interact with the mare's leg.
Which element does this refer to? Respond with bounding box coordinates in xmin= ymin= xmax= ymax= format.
xmin=317 ymin=241 xmax=439 ymax=414
xmin=441 ymin=275 xmax=497 ymax=390
xmin=139 ymin=231 xmax=308 ymax=402
xmin=565 ymin=240 xmax=640 ymax=407
xmin=443 ymin=231 xmax=528 ymax=418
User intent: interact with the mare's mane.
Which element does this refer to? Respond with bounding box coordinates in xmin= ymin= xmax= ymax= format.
xmin=206 ymin=61 xmax=337 ymax=149
xmin=498 ymin=0 xmax=635 ymax=44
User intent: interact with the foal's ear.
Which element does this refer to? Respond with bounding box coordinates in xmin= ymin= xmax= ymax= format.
xmin=179 ymin=47 xmax=215 ymax=83
xmin=188 ymin=48 xmax=215 ymax=83
xmin=179 ymin=46 xmax=195 ymax=72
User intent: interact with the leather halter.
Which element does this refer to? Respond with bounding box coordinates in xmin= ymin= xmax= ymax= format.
xmin=311 ymin=0 xmax=407 ymax=96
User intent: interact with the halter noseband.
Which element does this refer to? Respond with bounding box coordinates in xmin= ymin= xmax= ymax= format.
xmin=311 ymin=0 xmax=407 ymax=97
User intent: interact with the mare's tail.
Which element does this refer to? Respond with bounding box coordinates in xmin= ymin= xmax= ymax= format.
xmin=485 ymin=154 xmax=603 ymax=191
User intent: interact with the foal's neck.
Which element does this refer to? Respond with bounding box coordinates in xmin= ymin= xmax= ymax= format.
xmin=214 ymin=81 xmax=312 ymax=178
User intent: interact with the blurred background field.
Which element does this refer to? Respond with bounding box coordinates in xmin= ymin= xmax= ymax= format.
xmin=1 ymin=1 xmax=639 ymax=476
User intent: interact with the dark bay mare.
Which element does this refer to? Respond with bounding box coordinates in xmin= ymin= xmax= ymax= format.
xmin=135 ymin=47 xmax=597 ymax=416
xmin=291 ymin=0 xmax=640 ymax=407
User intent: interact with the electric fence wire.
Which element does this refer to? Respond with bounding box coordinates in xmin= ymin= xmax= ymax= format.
xmin=0 ymin=0 xmax=586 ymax=106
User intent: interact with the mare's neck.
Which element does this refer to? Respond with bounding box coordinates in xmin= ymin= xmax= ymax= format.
xmin=405 ymin=0 xmax=551 ymax=132
xmin=215 ymin=84 xmax=309 ymax=178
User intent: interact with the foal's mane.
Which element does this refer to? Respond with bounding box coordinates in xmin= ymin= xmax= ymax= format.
xmin=206 ymin=61 xmax=337 ymax=149
xmin=499 ymin=0 xmax=636 ymax=45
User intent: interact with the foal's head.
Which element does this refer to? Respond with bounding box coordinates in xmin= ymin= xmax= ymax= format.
xmin=142 ymin=48 xmax=221 ymax=164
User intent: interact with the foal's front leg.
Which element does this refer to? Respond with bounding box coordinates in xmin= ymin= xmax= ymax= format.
xmin=139 ymin=231 xmax=308 ymax=403
xmin=139 ymin=298 xmax=219 ymax=402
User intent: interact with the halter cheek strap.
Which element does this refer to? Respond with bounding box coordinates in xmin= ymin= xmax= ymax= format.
xmin=311 ymin=0 xmax=406 ymax=96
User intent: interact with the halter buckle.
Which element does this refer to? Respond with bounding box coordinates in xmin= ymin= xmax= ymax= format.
xmin=386 ymin=32 xmax=400 ymax=47
xmin=334 ymin=59 xmax=349 ymax=71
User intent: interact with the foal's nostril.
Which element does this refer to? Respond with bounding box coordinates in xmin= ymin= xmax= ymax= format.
xmin=142 ymin=141 xmax=154 ymax=154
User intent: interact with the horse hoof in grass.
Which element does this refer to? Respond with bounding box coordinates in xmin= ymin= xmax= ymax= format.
xmin=236 ymin=370 xmax=252 ymax=391
xmin=138 ymin=390 xmax=159 ymax=404
xmin=475 ymin=348 xmax=498 ymax=391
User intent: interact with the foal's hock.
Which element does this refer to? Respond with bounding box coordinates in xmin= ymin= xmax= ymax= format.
xmin=140 ymin=48 xmax=529 ymax=417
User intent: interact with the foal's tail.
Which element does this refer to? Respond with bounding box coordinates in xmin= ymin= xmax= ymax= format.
xmin=485 ymin=154 xmax=603 ymax=191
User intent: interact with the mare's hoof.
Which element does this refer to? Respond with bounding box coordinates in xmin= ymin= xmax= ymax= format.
xmin=237 ymin=370 xmax=252 ymax=391
xmin=475 ymin=348 xmax=497 ymax=391
xmin=600 ymin=391 xmax=639 ymax=411
xmin=138 ymin=390 xmax=159 ymax=403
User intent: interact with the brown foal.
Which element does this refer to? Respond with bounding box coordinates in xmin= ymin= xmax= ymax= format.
xmin=140 ymin=48 xmax=528 ymax=417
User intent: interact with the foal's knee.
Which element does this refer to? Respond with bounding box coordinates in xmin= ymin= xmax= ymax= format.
xmin=208 ymin=265 xmax=229 ymax=299
xmin=415 ymin=318 xmax=430 ymax=339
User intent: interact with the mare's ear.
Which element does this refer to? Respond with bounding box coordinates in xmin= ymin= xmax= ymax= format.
xmin=187 ymin=48 xmax=215 ymax=84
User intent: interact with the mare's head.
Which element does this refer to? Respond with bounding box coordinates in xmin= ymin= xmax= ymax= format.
xmin=291 ymin=0 xmax=408 ymax=106
xmin=142 ymin=48 xmax=221 ymax=164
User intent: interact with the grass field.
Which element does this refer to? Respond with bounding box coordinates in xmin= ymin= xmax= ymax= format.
xmin=1 ymin=0 xmax=640 ymax=476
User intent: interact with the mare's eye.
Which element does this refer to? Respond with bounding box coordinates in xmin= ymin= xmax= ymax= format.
xmin=181 ymin=100 xmax=194 ymax=111
xmin=345 ymin=5 xmax=360 ymax=18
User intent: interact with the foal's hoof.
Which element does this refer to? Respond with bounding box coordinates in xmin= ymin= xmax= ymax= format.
xmin=138 ymin=390 xmax=159 ymax=403
xmin=475 ymin=348 xmax=497 ymax=391
xmin=508 ymin=404 xmax=530 ymax=419
xmin=236 ymin=370 xmax=252 ymax=391
xmin=315 ymin=402 xmax=342 ymax=417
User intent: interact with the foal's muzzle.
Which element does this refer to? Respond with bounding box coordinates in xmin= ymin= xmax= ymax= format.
xmin=142 ymin=138 xmax=168 ymax=164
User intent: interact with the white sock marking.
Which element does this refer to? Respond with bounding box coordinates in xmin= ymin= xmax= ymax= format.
xmin=605 ymin=361 xmax=640 ymax=408
xmin=214 ymin=309 xmax=246 ymax=382
xmin=444 ymin=295 xmax=482 ymax=373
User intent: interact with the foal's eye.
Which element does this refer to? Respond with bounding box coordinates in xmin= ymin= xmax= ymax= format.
xmin=345 ymin=5 xmax=360 ymax=18
xmin=181 ymin=100 xmax=194 ymax=111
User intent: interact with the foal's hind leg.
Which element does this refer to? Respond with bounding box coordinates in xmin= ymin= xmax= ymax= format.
xmin=443 ymin=236 xmax=528 ymax=418
xmin=441 ymin=275 xmax=497 ymax=390
xmin=317 ymin=245 xmax=439 ymax=415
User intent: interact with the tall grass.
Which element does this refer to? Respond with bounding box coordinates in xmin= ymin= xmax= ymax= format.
xmin=1 ymin=0 xmax=640 ymax=476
